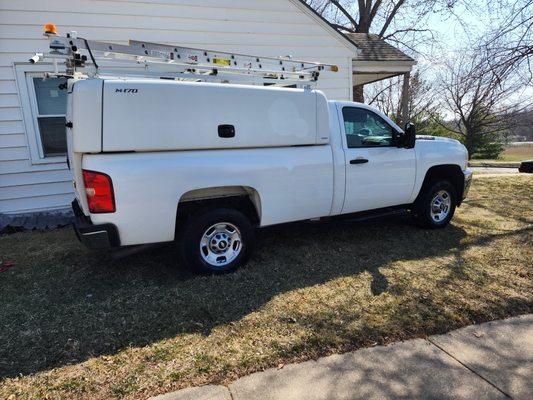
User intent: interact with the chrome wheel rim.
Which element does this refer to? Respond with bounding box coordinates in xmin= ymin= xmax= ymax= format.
xmin=200 ymin=222 xmax=242 ymax=267
xmin=430 ymin=190 xmax=451 ymax=222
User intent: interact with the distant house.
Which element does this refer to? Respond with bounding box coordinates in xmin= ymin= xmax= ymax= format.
xmin=0 ymin=0 xmax=415 ymax=227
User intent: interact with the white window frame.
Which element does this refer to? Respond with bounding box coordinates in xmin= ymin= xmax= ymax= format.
xmin=14 ymin=63 xmax=67 ymax=165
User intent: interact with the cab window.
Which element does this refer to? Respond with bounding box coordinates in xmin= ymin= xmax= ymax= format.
xmin=342 ymin=107 xmax=394 ymax=148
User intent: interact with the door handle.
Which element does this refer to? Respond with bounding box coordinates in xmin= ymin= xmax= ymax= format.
xmin=350 ymin=158 xmax=369 ymax=164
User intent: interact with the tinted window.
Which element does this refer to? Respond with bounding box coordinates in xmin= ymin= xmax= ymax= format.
xmin=342 ymin=107 xmax=393 ymax=148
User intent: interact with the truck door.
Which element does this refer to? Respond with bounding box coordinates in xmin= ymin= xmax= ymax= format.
xmin=338 ymin=105 xmax=416 ymax=214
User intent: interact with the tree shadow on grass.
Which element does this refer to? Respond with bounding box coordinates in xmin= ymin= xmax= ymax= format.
xmin=0 ymin=212 xmax=517 ymax=379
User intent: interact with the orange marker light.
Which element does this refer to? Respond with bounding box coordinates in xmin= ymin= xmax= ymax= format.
xmin=43 ymin=23 xmax=57 ymax=35
xmin=330 ymin=65 xmax=339 ymax=72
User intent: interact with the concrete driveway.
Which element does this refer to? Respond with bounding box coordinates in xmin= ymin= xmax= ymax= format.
xmin=471 ymin=167 xmax=519 ymax=175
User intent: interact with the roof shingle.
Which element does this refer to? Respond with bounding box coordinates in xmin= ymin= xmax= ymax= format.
xmin=346 ymin=33 xmax=415 ymax=62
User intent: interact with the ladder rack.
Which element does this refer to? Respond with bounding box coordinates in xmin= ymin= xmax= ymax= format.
xmin=31 ymin=26 xmax=338 ymax=87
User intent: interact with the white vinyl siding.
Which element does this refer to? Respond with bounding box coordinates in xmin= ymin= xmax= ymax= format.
xmin=0 ymin=0 xmax=354 ymax=214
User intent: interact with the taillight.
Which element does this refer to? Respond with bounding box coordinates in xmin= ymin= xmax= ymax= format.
xmin=82 ymin=169 xmax=116 ymax=213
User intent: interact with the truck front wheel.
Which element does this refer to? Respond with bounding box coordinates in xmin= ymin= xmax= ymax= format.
xmin=411 ymin=180 xmax=457 ymax=228
xmin=179 ymin=208 xmax=255 ymax=273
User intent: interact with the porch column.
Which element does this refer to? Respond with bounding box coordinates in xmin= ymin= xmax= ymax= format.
xmin=353 ymin=85 xmax=364 ymax=103
xmin=400 ymin=71 xmax=410 ymax=127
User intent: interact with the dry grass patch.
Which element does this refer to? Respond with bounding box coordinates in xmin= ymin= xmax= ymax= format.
xmin=471 ymin=144 xmax=533 ymax=165
xmin=500 ymin=145 xmax=533 ymax=162
xmin=1 ymin=175 xmax=532 ymax=399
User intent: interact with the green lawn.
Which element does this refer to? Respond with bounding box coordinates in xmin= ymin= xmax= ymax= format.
xmin=1 ymin=175 xmax=532 ymax=399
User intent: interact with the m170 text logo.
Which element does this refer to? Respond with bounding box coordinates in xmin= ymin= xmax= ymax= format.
xmin=115 ymin=88 xmax=138 ymax=93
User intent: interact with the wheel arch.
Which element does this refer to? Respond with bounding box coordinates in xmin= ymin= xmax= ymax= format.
xmin=415 ymin=164 xmax=465 ymax=205
xmin=174 ymin=186 xmax=261 ymax=238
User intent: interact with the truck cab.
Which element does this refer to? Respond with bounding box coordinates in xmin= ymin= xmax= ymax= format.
xmin=328 ymin=101 xmax=418 ymax=215
xmin=328 ymin=101 xmax=470 ymax=217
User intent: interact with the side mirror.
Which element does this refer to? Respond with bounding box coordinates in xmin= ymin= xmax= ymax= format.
xmin=403 ymin=123 xmax=416 ymax=149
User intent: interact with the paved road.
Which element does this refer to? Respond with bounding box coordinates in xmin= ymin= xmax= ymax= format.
xmin=153 ymin=315 xmax=532 ymax=400
xmin=471 ymin=166 xmax=519 ymax=175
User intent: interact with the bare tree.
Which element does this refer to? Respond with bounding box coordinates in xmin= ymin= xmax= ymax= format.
xmin=478 ymin=0 xmax=533 ymax=85
xmin=436 ymin=46 xmax=530 ymax=158
xmin=305 ymin=0 xmax=448 ymax=37
xmin=367 ymin=69 xmax=437 ymax=126
xmin=305 ymin=0 xmax=532 ymax=146
xmin=305 ymin=0 xmax=456 ymax=100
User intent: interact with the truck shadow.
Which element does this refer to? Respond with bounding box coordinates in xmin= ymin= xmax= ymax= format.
xmin=0 ymin=213 xmax=495 ymax=379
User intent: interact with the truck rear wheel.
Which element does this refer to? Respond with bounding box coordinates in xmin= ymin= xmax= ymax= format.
xmin=411 ymin=180 xmax=457 ymax=228
xmin=179 ymin=208 xmax=255 ymax=273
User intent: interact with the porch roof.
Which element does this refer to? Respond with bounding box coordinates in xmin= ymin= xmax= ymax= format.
xmin=346 ymin=33 xmax=417 ymax=86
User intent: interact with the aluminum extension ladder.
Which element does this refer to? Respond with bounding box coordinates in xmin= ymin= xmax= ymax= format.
xmin=31 ymin=24 xmax=338 ymax=87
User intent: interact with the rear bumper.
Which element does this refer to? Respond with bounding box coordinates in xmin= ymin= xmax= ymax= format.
xmin=72 ymin=200 xmax=120 ymax=250
xmin=462 ymin=168 xmax=473 ymax=200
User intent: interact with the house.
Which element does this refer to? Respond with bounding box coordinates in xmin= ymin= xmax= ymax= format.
xmin=0 ymin=0 xmax=415 ymax=228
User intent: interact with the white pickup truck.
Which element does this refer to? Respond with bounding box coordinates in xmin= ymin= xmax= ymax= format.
xmin=67 ymin=77 xmax=472 ymax=273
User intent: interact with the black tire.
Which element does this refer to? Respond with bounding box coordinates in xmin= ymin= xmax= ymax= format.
xmin=178 ymin=207 xmax=255 ymax=274
xmin=411 ymin=180 xmax=457 ymax=228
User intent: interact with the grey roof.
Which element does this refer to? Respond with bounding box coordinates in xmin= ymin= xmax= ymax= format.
xmin=346 ymin=33 xmax=415 ymax=62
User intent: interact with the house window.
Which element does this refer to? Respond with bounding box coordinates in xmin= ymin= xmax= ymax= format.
xmin=30 ymin=77 xmax=68 ymax=157
xmin=27 ymin=74 xmax=67 ymax=157
xmin=15 ymin=64 xmax=68 ymax=165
